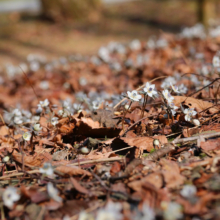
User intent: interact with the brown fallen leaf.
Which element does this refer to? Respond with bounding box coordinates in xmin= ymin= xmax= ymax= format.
xmin=119 ymin=135 xmax=167 ymax=152
xmin=12 ymin=151 xmax=52 ymax=168
xmin=70 ymin=177 xmax=89 ymax=194
xmin=160 ymin=159 xmax=185 ymax=189
xmin=200 ymin=138 xmax=220 ymax=151
xmin=173 ymin=96 xmax=219 ymax=114
xmin=55 ymin=165 xmax=92 ymax=177
xmin=74 ymin=117 xmax=121 ymax=138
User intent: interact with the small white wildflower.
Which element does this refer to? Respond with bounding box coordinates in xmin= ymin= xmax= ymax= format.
xmin=161 ymin=77 xmax=176 ymax=89
xmin=163 ymin=202 xmax=183 ymax=220
xmin=98 ymin=47 xmax=110 ymax=63
xmin=178 ymin=84 xmax=188 ymax=94
xmin=32 ymin=115 xmax=40 ymax=123
xmin=203 ymin=79 xmax=211 ymax=87
xmin=79 ymin=77 xmax=87 ymax=86
xmin=170 ymin=83 xmax=180 ymax=94
xmin=92 ymin=100 xmax=102 ymax=110
xmin=14 ymin=116 xmax=23 ymax=125
xmin=3 ymin=187 xmax=20 ymax=209
xmin=96 ymin=201 xmax=123 ymax=220
xmin=127 ymin=90 xmax=142 ymax=102
xmin=23 ymin=132 xmax=31 ymax=141
xmin=39 ymin=81 xmax=50 ymax=90
xmin=12 ymin=109 xmax=22 ymax=117
xmin=33 ymin=123 xmax=42 ymax=131
xmin=29 ymin=61 xmax=40 ymax=72
xmin=38 ymin=99 xmax=50 ymax=108
xmin=192 ymin=119 xmax=200 ymax=126
xmin=58 ymin=109 xmax=70 ymax=118
xmin=168 ymin=102 xmax=179 ymax=116
xmin=143 ymin=82 xmax=157 ymax=97
xmin=51 ymin=117 xmax=59 ymax=126
xmin=129 ymin=39 xmax=141 ymax=51
xmin=47 ymin=182 xmax=62 ymax=203
xmin=141 ymin=203 xmax=155 ymax=220
xmin=213 ymin=55 xmax=220 ymax=68
xmin=162 ymin=89 xmax=174 ymax=103
xmin=183 ymin=108 xmax=197 ymax=122
xmin=39 ymin=163 xmax=54 ymax=176
xmin=180 ymin=185 xmax=197 ymax=199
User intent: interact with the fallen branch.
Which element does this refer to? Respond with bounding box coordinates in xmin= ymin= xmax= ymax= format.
xmin=172 ymin=131 xmax=220 ymax=145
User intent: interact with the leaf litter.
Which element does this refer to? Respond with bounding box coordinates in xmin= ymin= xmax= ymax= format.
xmin=0 ymin=24 xmax=220 ymax=220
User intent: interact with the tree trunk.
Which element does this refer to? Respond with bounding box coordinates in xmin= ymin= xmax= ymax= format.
xmin=40 ymin=0 xmax=101 ymax=22
xmin=197 ymin=0 xmax=217 ymax=26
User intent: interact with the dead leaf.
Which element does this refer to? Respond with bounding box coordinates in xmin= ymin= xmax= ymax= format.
xmin=74 ymin=117 xmax=121 ymax=138
xmin=55 ymin=165 xmax=92 ymax=177
xmin=173 ymin=96 xmax=219 ymax=114
xmin=12 ymin=151 xmax=52 ymax=168
xmin=70 ymin=177 xmax=89 ymax=194
xmin=160 ymin=159 xmax=185 ymax=188
xmin=200 ymin=138 xmax=220 ymax=151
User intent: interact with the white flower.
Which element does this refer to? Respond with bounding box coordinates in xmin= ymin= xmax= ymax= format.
xmin=39 ymin=163 xmax=54 ymax=176
xmin=162 ymin=202 xmax=183 ymax=220
xmin=161 ymin=77 xmax=176 ymax=89
xmin=14 ymin=116 xmax=23 ymax=125
xmin=162 ymin=89 xmax=174 ymax=103
xmin=178 ymin=84 xmax=188 ymax=94
xmin=39 ymin=81 xmax=50 ymax=90
xmin=47 ymin=182 xmax=62 ymax=203
xmin=32 ymin=115 xmax=40 ymax=123
xmin=143 ymin=82 xmax=157 ymax=97
xmin=92 ymin=100 xmax=102 ymax=110
xmin=58 ymin=109 xmax=70 ymax=118
xmin=38 ymin=99 xmax=49 ymax=108
xmin=141 ymin=203 xmax=155 ymax=220
xmin=63 ymin=100 xmax=71 ymax=110
xmin=183 ymin=108 xmax=197 ymax=122
xmin=96 ymin=201 xmax=122 ymax=220
xmin=168 ymin=102 xmax=178 ymax=116
xmin=23 ymin=132 xmax=31 ymax=141
xmin=129 ymin=39 xmax=141 ymax=50
xmin=12 ymin=109 xmax=22 ymax=117
xmin=98 ymin=47 xmax=110 ymax=63
xmin=213 ymin=55 xmax=220 ymax=68
xmin=33 ymin=123 xmax=42 ymax=131
xmin=203 ymin=79 xmax=211 ymax=86
xmin=127 ymin=90 xmax=142 ymax=102
xmin=170 ymin=83 xmax=181 ymax=94
xmin=180 ymin=185 xmax=197 ymax=199
xmin=51 ymin=117 xmax=59 ymax=126
xmin=3 ymin=187 xmax=20 ymax=209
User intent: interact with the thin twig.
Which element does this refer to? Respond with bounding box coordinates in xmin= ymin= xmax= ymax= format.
xmin=172 ymin=131 xmax=220 ymax=144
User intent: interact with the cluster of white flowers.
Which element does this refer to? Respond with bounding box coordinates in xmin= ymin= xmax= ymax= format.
xmin=180 ymin=23 xmax=206 ymax=39
xmin=183 ymin=107 xmax=197 ymax=122
xmin=4 ymin=108 xmax=23 ymax=125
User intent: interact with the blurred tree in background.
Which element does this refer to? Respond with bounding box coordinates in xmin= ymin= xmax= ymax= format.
xmin=40 ymin=0 xmax=102 ymax=22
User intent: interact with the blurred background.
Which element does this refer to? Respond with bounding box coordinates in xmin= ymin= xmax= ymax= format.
xmin=0 ymin=0 xmax=219 ymax=65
